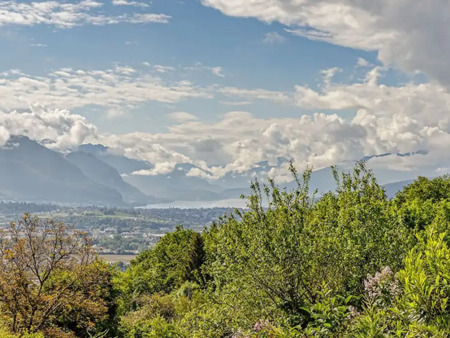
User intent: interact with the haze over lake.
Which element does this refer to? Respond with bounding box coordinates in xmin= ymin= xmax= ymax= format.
xmin=140 ymin=198 xmax=248 ymax=209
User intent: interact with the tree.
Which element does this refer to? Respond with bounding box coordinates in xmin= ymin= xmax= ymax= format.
xmin=349 ymin=227 xmax=450 ymax=336
xmin=0 ymin=214 xmax=114 ymax=337
xmin=394 ymin=175 xmax=450 ymax=205
xmin=391 ymin=176 xmax=450 ymax=232
xmin=120 ymin=226 xmax=205 ymax=308
xmin=201 ymin=163 xmax=411 ymax=333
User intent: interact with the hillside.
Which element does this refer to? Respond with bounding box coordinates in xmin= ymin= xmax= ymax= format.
xmin=0 ymin=137 xmax=435 ymax=205
xmin=1 ymin=164 xmax=449 ymax=336
xmin=65 ymin=151 xmax=151 ymax=205
xmin=0 ymin=136 xmax=124 ymax=205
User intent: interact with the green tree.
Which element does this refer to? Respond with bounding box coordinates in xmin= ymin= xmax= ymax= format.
xmin=350 ymin=227 xmax=450 ymax=337
xmin=395 ymin=176 xmax=450 ymax=205
xmin=201 ymin=163 xmax=411 ymax=333
xmin=113 ymin=165 xmax=450 ymax=337
xmin=120 ymin=226 xmax=206 ymax=309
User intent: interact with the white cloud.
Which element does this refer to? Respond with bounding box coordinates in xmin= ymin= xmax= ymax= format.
xmin=320 ymin=67 xmax=342 ymax=86
xmin=0 ymin=106 xmax=98 ymax=148
xmin=154 ymin=65 xmax=176 ymax=73
xmin=294 ymin=70 xmax=450 ymax=128
xmin=0 ymin=66 xmax=212 ymax=116
xmin=0 ymin=126 xmax=10 ymax=146
xmin=186 ymin=167 xmax=215 ymax=180
xmin=210 ymin=66 xmax=225 ymax=78
xmin=201 ymin=0 xmax=450 ymax=87
xmin=0 ymin=63 xmax=297 ymax=120
xmin=128 ymin=13 xmax=171 ymax=24
xmin=184 ymin=63 xmax=226 ymax=78
xmin=30 ymin=43 xmax=47 ymax=47
xmin=356 ymin=57 xmax=371 ymax=68
xmin=0 ymin=1 xmax=170 ymax=28
xmin=112 ymin=0 xmax=149 ymax=8
xmin=133 ymin=162 xmax=178 ymax=176
xmin=94 ymin=67 xmax=450 ymax=180
xmin=168 ymin=112 xmax=199 ymax=123
xmin=220 ymin=87 xmax=291 ymax=104
xmin=220 ymin=100 xmax=252 ymax=106
xmin=1 ymin=66 xmax=450 ymax=183
xmin=263 ymin=32 xmax=286 ymax=44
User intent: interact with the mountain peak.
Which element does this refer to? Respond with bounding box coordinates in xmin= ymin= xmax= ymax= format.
xmin=77 ymin=143 xmax=109 ymax=155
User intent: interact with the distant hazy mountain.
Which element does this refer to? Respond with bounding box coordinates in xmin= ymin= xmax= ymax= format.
xmin=383 ymin=180 xmax=415 ymax=199
xmin=65 ymin=151 xmax=152 ymax=205
xmin=212 ymin=158 xmax=288 ymax=190
xmin=124 ymin=163 xmax=222 ymax=201
xmin=0 ymin=136 xmax=124 ymax=205
xmin=0 ymin=138 xmax=430 ymax=206
xmin=362 ymin=150 xmax=427 ymax=162
xmin=214 ymin=163 xmax=423 ymax=201
xmin=78 ymin=144 xmax=152 ymax=174
xmin=218 ymin=166 xmax=338 ymax=199
xmin=72 ymin=149 xmax=342 ymax=202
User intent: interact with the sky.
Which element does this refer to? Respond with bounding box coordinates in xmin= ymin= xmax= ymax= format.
xmin=0 ymin=0 xmax=450 ymax=182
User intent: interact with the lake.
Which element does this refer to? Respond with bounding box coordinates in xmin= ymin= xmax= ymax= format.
xmin=139 ymin=198 xmax=248 ymax=209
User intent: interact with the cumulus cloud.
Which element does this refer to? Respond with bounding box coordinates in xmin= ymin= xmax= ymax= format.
xmin=0 ymin=106 xmax=98 ymax=148
xmin=94 ymin=66 xmax=450 ymax=181
xmin=0 ymin=0 xmax=170 ymax=28
xmin=133 ymin=162 xmax=178 ymax=176
xmin=294 ymin=70 xmax=450 ymax=129
xmin=0 ymin=126 xmax=10 ymax=146
xmin=1 ymin=65 xmax=450 ymax=183
xmin=201 ymin=0 xmax=450 ymax=87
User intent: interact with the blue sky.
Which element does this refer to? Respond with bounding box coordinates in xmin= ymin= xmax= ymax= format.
xmin=0 ymin=0 xmax=379 ymax=131
xmin=0 ymin=0 xmax=449 ymax=181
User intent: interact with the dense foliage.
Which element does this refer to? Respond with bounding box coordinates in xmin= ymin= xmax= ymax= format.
xmin=0 ymin=214 xmax=118 ymax=337
xmin=1 ymin=163 xmax=450 ymax=336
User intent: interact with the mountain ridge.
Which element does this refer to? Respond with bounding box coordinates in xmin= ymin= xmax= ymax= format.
xmin=0 ymin=136 xmax=437 ymax=205
xmin=0 ymin=136 xmax=124 ymax=205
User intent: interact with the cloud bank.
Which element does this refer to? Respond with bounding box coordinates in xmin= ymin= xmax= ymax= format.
xmin=1 ymin=64 xmax=450 ymax=181
xmin=0 ymin=66 xmax=211 ymax=116
xmin=0 ymin=1 xmax=170 ymax=28
xmin=201 ymin=0 xmax=450 ymax=86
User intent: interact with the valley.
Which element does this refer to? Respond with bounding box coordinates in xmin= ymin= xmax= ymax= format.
xmin=0 ymin=201 xmax=234 ymax=255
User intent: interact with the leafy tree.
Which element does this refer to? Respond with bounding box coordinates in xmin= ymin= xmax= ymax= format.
xmin=119 ymin=225 xmax=206 ymax=313
xmin=395 ymin=175 xmax=450 ymax=205
xmin=15 ymin=163 xmax=443 ymax=337
xmin=391 ymin=176 xmax=450 ymax=234
xmin=350 ymin=227 xmax=450 ymax=337
xmin=0 ymin=214 xmax=116 ymax=337
xmin=200 ymin=163 xmax=411 ymax=333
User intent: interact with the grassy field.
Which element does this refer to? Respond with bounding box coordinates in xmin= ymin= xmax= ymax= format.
xmin=99 ymin=254 xmax=137 ymax=264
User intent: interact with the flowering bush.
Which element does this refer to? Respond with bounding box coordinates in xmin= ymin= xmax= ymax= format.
xmin=364 ymin=266 xmax=401 ymax=306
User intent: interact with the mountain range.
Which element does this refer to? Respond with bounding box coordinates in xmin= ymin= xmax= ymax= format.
xmin=0 ymin=136 xmax=123 ymax=205
xmin=0 ymin=135 xmax=432 ymax=206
